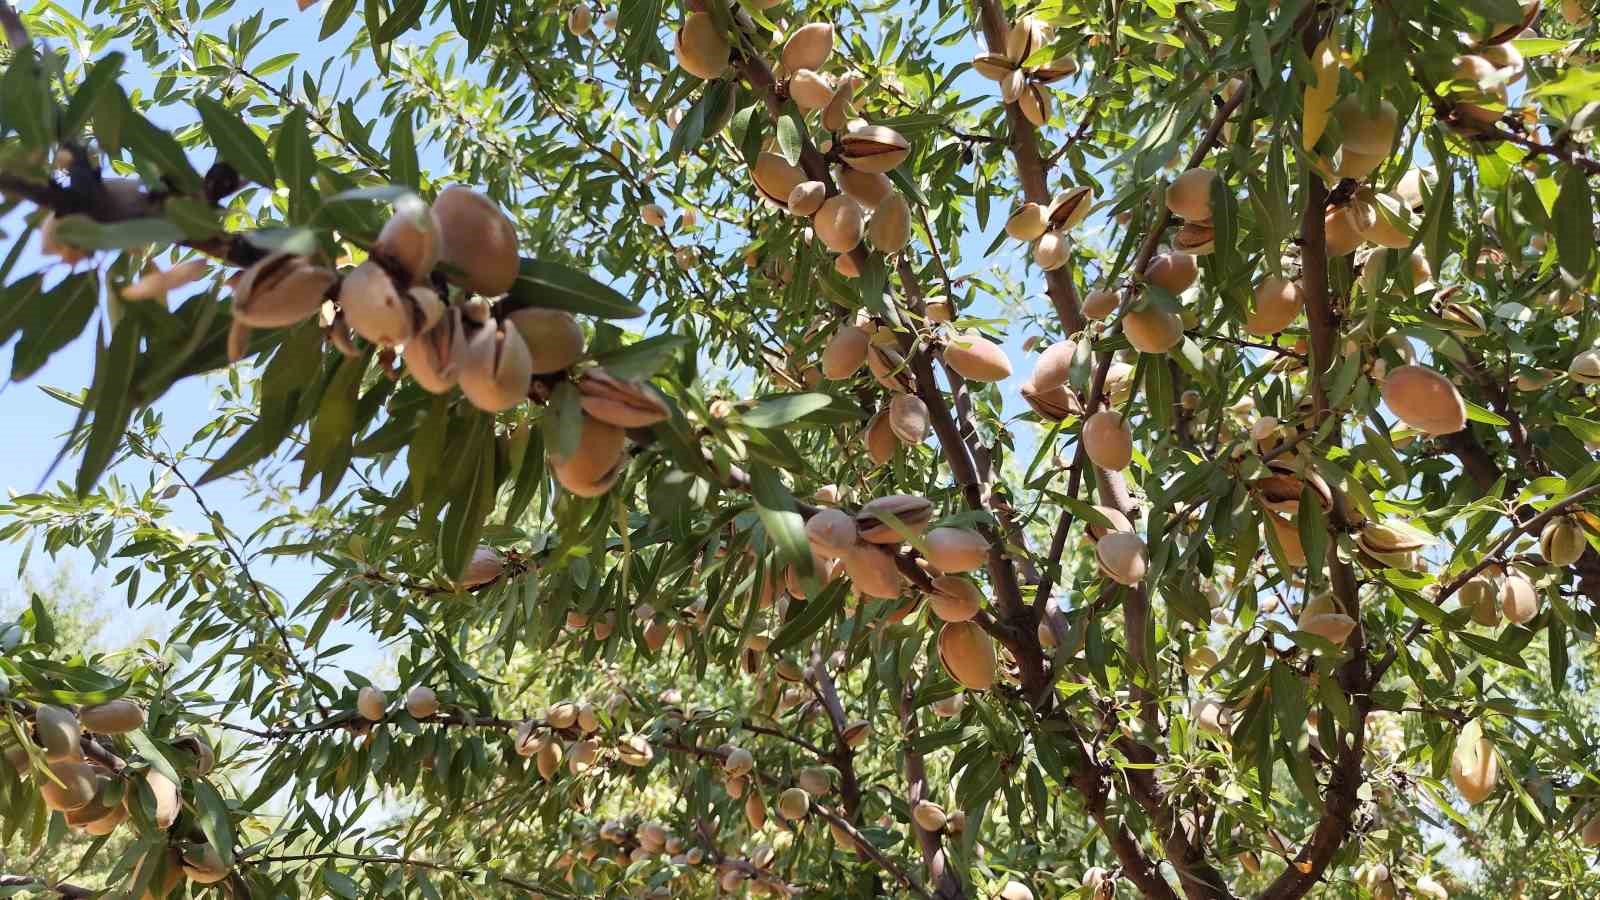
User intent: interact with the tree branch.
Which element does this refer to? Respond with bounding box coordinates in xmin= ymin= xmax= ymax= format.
xmin=898 ymin=683 xmax=965 ymax=899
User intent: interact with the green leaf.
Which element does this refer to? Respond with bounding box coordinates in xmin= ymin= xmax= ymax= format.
xmin=123 ymin=114 xmax=203 ymax=195
xmin=510 ymin=260 xmax=644 ymax=318
xmin=389 ymin=109 xmax=419 ymax=189
xmin=63 ymin=53 xmax=125 ymax=137
xmin=274 ymin=107 xmax=318 ymax=222
xmin=439 ymin=415 xmax=497 ymax=582
xmin=300 ymin=353 xmax=365 ymax=501
xmin=1464 ymin=402 xmax=1509 ymax=427
xmin=0 ymin=52 xmax=52 ymax=149
xmin=12 ymin=272 xmax=99 ymax=382
xmin=194 ymin=97 xmax=276 ymax=187
xmin=776 ymin=113 xmax=803 ymax=167
xmin=742 ymin=393 xmax=832 ymax=429
xmin=1552 ymin=165 xmax=1594 ymax=280
xmin=191 ymin=781 xmax=236 ymax=867
xmin=50 ymin=216 xmax=186 ymax=251
xmin=748 ymin=463 xmax=810 ymax=574
xmin=770 ymin=578 xmax=848 ymax=655
xmin=76 ymin=315 xmax=143 ymax=496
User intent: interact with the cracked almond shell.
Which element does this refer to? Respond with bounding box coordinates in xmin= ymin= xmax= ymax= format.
xmin=339 ymin=260 xmax=416 ymax=347
xmin=433 ymin=186 xmax=520 ymax=296
xmin=405 ymin=306 xmax=467 ymax=393
xmin=1047 ymin=186 xmax=1094 ymax=232
xmin=458 ymin=321 xmax=534 ymax=413
xmin=579 ymin=368 xmax=669 ymax=428
xmin=231 ymin=253 xmax=336 ymax=328
xmin=839 ymin=125 xmax=910 ymax=174
xmin=856 ymin=494 xmax=933 ymax=543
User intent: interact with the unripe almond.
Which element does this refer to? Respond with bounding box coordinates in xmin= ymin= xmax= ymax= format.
xmin=1082 ymin=410 xmax=1132 ymax=470
xmin=781 ymin=22 xmax=834 ymax=72
xmin=912 ymin=800 xmax=947 ymax=832
xmin=433 ymin=185 xmax=521 ymax=296
xmin=788 ymin=180 xmax=827 ymax=217
xmin=778 ymin=786 xmax=811 ymax=820
xmin=1033 ymin=230 xmax=1070 ymax=270
xmin=929 ymin=575 xmax=983 ymax=622
xmin=1324 ymin=207 xmax=1366 ymax=256
xmin=1146 ymin=252 xmax=1198 ymax=293
xmin=458 ymin=321 xmax=534 ymax=413
xmin=814 ymin=194 xmax=864 ymax=253
xmin=1006 ymin=203 xmax=1049 ymax=241
xmin=1247 ymin=277 xmax=1303 ymax=336
xmin=837 ymin=167 xmax=893 ymax=210
xmin=1298 ymin=592 xmax=1357 ymax=646
xmin=405 ymin=686 xmax=439 ymax=718
xmin=1381 ymin=364 xmax=1466 ymax=435
xmin=79 ymin=701 xmax=145 ymax=736
xmin=1096 ymin=530 xmax=1147 ymax=586
xmin=789 ymin=69 xmax=835 ymax=111
xmin=536 ymin=740 xmax=562 ymax=781
xmin=1083 ymin=288 xmax=1120 ymax=320
xmin=39 ymin=760 xmax=97 ymax=812
xmin=1334 ymin=95 xmax=1398 ymax=156
xmin=923 ymin=527 xmax=989 ymax=573
xmin=844 ymin=542 xmax=902 ymax=598
xmin=888 ymin=393 xmax=930 ymax=443
xmin=35 ymin=705 xmax=81 ymax=762
xmin=867 ymin=190 xmax=911 ymax=253
xmin=1450 ymin=729 xmax=1497 ymax=805
xmin=1027 ymin=339 xmax=1076 ymax=392
xmin=1501 ymin=572 xmax=1538 ymax=624
xmin=1540 ymin=516 xmax=1586 ymax=566
xmin=864 ymin=409 xmax=900 ymax=465
xmin=744 ymin=789 xmax=766 ymax=829
xmin=1123 ymin=305 xmax=1184 ymax=354
xmin=822 ymin=325 xmax=870 ymax=379
xmin=752 ymin=152 xmax=807 ymax=207
xmin=937 ymin=621 xmax=996 ymax=690
xmin=806 ymin=507 xmax=859 ymax=559
xmin=375 ymin=194 xmax=440 ymax=283
xmin=676 ymin=13 xmax=730 ymax=80
xmin=507 ymin=307 xmax=585 ymax=374
xmin=942 ymin=331 xmax=1012 ymax=382
xmin=1166 ymin=168 xmax=1217 ymax=221
xmin=1085 ymin=504 xmax=1133 ymax=541
xmin=549 ymin=415 xmax=627 ymax=497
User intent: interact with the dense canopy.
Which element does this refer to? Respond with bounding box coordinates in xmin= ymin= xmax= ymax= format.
xmin=2 ymin=0 xmax=1600 ymax=898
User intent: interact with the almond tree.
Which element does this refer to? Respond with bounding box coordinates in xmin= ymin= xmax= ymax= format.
xmin=2 ymin=0 xmax=1600 ymax=898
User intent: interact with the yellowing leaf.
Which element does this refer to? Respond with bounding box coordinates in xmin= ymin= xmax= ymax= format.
xmin=1302 ymin=38 xmax=1340 ymax=151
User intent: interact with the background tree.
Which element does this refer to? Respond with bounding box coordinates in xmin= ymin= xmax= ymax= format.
xmin=2 ymin=0 xmax=1600 ymax=898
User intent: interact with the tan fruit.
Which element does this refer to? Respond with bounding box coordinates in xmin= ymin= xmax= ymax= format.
xmin=1298 ymin=593 xmax=1357 ymax=646
xmin=567 ymin=738 xmax=599 ymax=774
xmin=1450 ymin=727 xmax=1497 ymax=805
xmin=1564 ymin=0 xmax=1590 ymax=25
xmin=458 ymin=321 xmax=534 ymax=413
xmin=357 ymin=686 xmax=386 ymax=721
xmin=814 ymin=194 xmax=865 ymax=253
xmin=1361 ymin=194 xmax=1413 ymax=248
xmin=1247 ymin=276 xmax=1303 ymax=335
xmin=972 ymin=52 xmax=1015 ymax=80
xmin=1085 ymin=504 xmax=1133 ymax=541
xmin=39 ymin=760 xmax=97 ymax=812
xmin=375 ymin=195 xmax=440 ymax=282
xmin=1166 ymin=168 xmax=1217 ymax=221
xmin=1096 ymin=531 xmax=1147 ymax=586
xmin=567 ymin=5 xmax=592 ymax=36
xmin=844 ymin=542 xmax=902 ymax=598
xmin=676 ymin=13 xmax=730 ymax=80
xmin=1450 ymin=55 xmax=1506 ymax=129
xmin=1033 ymin=55 xmax=1079 ymax=83
xmin=753 ymin=152 xmax=807 ymax=207
xmin=1334 ymin=95 xmax=1398 ymax=156
xmin=549 ymin=415 xmax=627 ymax=497
xmin=942 ymin=331 xmax=1012 ymax=382
xmin=1460 ymin=573 xmax=1502 ymax=626
xmin=340 ymin=261 xmax=422 ymax=346
xmin=1192 ymin=697 xmax=1231 ymax=736
xmin=404 ymin=686 xmax=439 ymax=719
xmin=857 ymin=495 xmax=934 ymax=543
xmin=1018 ymin=83 xmax=1052 ymax=126
xmin=1334 ymin=146 xmax=1383 ymax=179
xmin=1540 ymin=516 xmax=1586 ymax=566
xmin=822 ymin=325 xmax=870 ymax=379
xmin=822 ymin=76 xmax=857 ymax=131
xmin=1569 ymin=349 xmax=1600 ymax=384
xmin=929 ymin=575 xmax=983 ymax=622
xmin=805 ymin=507 xmax=859 ymax=559
xmin=506 ymin=308 xmax=585 ymax=374
xmin=790 ymin=69 xmax=835 ymax=111
xmin=1324 ymin=207 xmax=1366 ymax=256
xmin=1082 ymin=410 xmax=1132 ymax=471
xmin=1033 ymin=230 xmax=1070 ymax=270
xmin=405 ymin=306 xmax=466 ymax=393
xmin=925 ymin=299 xmax=953 ymax=322
xmin=231 ymin=252 xmax=337 ymax=328
xmin=618 ymin=734 xmax=653 ymax=766
xmin=537 ymin=740 xmax=563 ymax=781
xmin=778 ymin=786 xmax=811 ymax=820
xmin=931 ymin=693 xmax=965 ymax=718
xmin=924 ymin=527 xmax=989 ymax=573
xmin=864 ymin=410 xmax=899 ymax=465
xmin=837 ymin=167 xmax=893 ymax=210
xmin=1047 ymin=186 xmax=1094 ymax=231
xmin=835 ymin=252 xmax=861 ymax=279
xmin=724 ymin=746 xmax=755 ymax=777
xmin=1582 ymin=810 xmax=1600 ymax=847
xmin=1006 ymin=15 xmax=1047 ymax=62
xmin=1006 ymin=202 xmax=1050 ymax=241
xmin=888 ymin=393 xmax=931 ymax=443
xmin=782 ymin=22 xmax=834 ymax=72
xmin=1027 ymin=339 xmax=1076 ymax=393
xmin=1146 ymin=252 xmax=1198 ymax=293
xmin=1382 ymin=364 xmax=1466 ymax=435
xmin=867 ymin=190 xmax=912 ymax=253
xmin=937 ymin=621 xmax=996 ymax=690
xmin=181 ymin=842 xmax=231 ymax=884
xmin=640 ymin=204 xmax=667 ymax=227
xmin=998 ymin=880 xmax=1035 ymax=900
xmin=839 ymin=125 xmax=910 ymax=174
xmin=1184 ymin=646 xmax=1220 ymax=677
xmin=745 ymin=789 xmax=767 ymax=829
xmin=34 ymin=705 xmax=81 ymax=762
xmin=79 ymin=700 xmax=145 ymax=735
xmin=578 ymin=368 xmax=669 ymax=428
xmin=912 ymin=800 xmax=947 ymax=832
xmin=788 ymin=181 xmax=827 ymax=217
xmin=1502 ymin=572 xmax=1539 ymax=624
xmin=127 ymin=768 xmax=181 ymax=829
xmin=1123 ymin=305 xmax=1184 ymax=354
xmin=1174 ymin=222 xmax=1216 ymax=255
xmin=460 ymin=545 xmax=503 ymax=588
xmin=432 ymin=185 xmax=521 ymax=296
xmin=1083 ymin=288 xmax=1120 ymax=320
